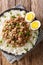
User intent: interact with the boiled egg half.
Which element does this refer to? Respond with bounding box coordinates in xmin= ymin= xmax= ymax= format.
xmin=25 ymin=12 xmax=35 ymax=23
xmin=30 ymin=20 xmax=41 ymax=30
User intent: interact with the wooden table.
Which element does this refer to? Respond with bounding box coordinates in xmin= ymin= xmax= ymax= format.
xmin=0 ymin=0 xmax=43 ymax=65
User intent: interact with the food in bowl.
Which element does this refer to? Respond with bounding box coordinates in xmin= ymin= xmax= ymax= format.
xmin=0 ymin=10 xmax=41 ymax=55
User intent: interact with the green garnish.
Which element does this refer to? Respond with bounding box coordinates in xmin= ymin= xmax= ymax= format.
xmin=16 ymin=23 xmax=20 ymax=26
xmin=24 ymin=48 xmax=28 ymax=51
xmin=12 ymin=45 xmax=16 ymax=48
xmin=0 ymin=40 xmax=2 ymax=43
xmin=19 ymin=32 xmax=23 ymax=35
xmin=33 ymin=36 xmax=35 ymax=39
xmin=11 ymin=15 xmax=16 ymax=18
xmin=28 ymin=41 xmax=34 ymax=47
xmin=0 ymin=19 xmax=1 ymax=22
xmin=7 ymin=44 xmax=9 ymax=47
xmin=34 ymin=32 xmax=37 ymax=35
xmin=10 ymin=11 xmax=12 ymax=15
xmin=3 ymin=15 xmax=6 ymax=18
xmin=32 ymin=44 xmax=34 ymax=47
xmin=17 ymin=14 xmax=20 ymax=16
xmin=26 ymin=31 xmax=30 ymax=36
xmin=28 ymin=41 xmax=32 ymax=44
xmin=23 ymin=12 xmax=26 ymax=15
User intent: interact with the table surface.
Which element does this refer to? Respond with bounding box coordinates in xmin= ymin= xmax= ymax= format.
xmin=0 ymin=0 xmax=43 ymax=65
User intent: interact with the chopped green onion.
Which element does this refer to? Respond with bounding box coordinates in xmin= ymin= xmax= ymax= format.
xmin=11 ymin=15 xmax=16 ymax=18
xmin=19 ymin=32 xmax=23 ymax=35
xmin=17 ymin=14 xmax=20 ymax=16
xmin=23 ymin=12 xmax=26 ymax=15
xmin=0 ymin=40 xmax=2 ymax=43
xmin=24 ymin=48 xmax=28 ymax=51
xmin=16 ymin=23 xmax=20 ymax=26
xmin=7 ymin=44 xmax=9 ymax=47
xmin=10 ymin=11 xmax=12 ymax=15
xmin=28 ymin=41 xmax=34 ymax=47
xmin=28 ymin=41 xmax=32 ymax=44
xmin=0 ymin=19 xmax=1 ymax=22
xmin=3 ymin=15 xmax=6 ymax=18
xmin=32 ymin=44 xmax=34 ymax=47
xmin=26 ymin=31 xmax=30 ymax=36
xmin=34 ymin=32 xmax=37 ymax=35
xmin=12 ymin=45 xmax=16 ymax=48
xmin=33 ymin=36 xmax=35 ymax=39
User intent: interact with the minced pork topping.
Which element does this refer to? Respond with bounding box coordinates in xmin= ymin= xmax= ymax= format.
xmin=2 ymin=16 xmax=31 ymax=47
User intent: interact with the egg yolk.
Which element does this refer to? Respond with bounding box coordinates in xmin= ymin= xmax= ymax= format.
xmin=26 ymin=13 xmax=35 ymax=21
xmin=31 ymin=22 xmax=39 ymax=29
